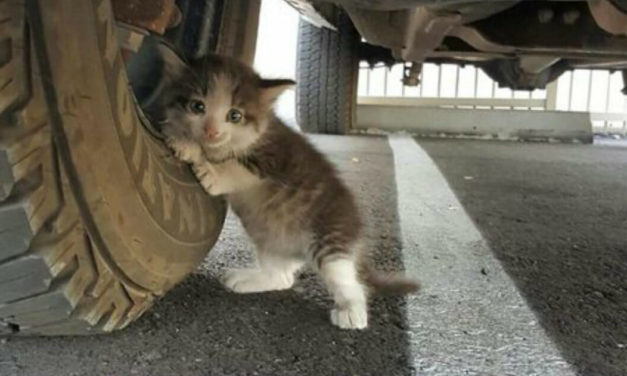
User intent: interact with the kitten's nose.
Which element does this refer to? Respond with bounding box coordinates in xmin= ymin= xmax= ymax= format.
xmin=205 ymin=126 xmax=219 ymax=140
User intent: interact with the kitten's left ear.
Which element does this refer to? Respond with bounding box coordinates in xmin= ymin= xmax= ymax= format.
xmin=260 ymin=79 xmax=296 ymax=103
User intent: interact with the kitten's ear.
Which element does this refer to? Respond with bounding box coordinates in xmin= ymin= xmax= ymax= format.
xmin=259 ymin=79 xmax=296 ymax=104
xmin=157 ymin=43 xmax=188 ymax=78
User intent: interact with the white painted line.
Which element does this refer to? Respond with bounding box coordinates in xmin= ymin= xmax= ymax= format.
xmin=388 ymin=134 xmax=576 ymax=375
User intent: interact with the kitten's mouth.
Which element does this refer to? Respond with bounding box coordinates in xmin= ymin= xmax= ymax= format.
xmin=201 ymin=141 xmax=236 ymax=164
xmin=204 ymin=134 xmax=231 ymax=149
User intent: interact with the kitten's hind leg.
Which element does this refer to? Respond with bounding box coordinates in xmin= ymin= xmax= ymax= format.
xmin=317 ymin=255 xmax=368 ymax=330
xmin=222 ymin=255 xmax=303 ymax=294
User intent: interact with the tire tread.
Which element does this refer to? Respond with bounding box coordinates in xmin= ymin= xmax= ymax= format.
xmin=296 ymin=12 xmax=359 ymax=134
xmin=0 ymin=0 xmax=153 ymax=336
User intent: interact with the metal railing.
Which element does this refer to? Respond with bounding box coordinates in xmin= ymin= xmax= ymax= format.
xmin=358 ymin=63 xmax=627 ymax=134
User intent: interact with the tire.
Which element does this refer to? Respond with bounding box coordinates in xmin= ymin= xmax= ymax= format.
xmin=295 ymin=12 xmax=359 ymax=134
xmin=216 ymin=0 xmax=261 ymax=65
xmin=0 ymin=0 xmax=226 ymax=336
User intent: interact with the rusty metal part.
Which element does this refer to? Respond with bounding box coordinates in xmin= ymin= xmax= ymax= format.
xmin=350 ymin=7 xmax=462 ymax=62
xmin=346 ymin=2 xmax=518 ymax=62
xmin=588 ymin=0 xmax=627 ymax=36
xmin=448 ymin=26 xmax=515 ymax=54
xmin=449 ymin=25 xmax=627 ymax=59
xmin=466 ymin=2 xmax=627 ymax=54
xmin=111 ymin=0 xmax=181 ymax=35
xmin=402 ymin=63 xmax=422 ymax=86
xmin=401 ymin=9 xmax=462 ymax=62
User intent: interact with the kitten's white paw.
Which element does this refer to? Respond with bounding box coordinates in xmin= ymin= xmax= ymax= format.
xmin=192 ymin=162 xmax=220 ymax=195
xmin=330 ymin=303 xmax=368 ymax=330
xmin=166 ymin=137 xmax=202 ymax=163
xmin=222 ymin=268 xmax=294 ymax=293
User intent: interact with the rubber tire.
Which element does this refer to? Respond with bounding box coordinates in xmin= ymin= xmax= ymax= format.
xmin=295 ymin=12 xmax=359 ymax=134
xmin=0 ymin=0 xmax=226 ymax=336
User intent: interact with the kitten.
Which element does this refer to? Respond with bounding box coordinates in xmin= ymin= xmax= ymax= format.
xmin=156 ymin=45 xmax=418 ymax=330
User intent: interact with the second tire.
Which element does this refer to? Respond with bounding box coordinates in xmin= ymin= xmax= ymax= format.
xmin=295 ymin=13 xmax=360 ymax=134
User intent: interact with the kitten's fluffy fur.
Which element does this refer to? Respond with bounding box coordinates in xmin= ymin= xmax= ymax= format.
xmin=157 ymin=46 xmax=417 ymax=329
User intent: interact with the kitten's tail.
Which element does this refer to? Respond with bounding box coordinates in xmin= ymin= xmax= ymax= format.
xmin=361 ymin=264 xmax=420 ymax=296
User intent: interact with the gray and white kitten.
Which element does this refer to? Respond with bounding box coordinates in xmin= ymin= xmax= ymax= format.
xmin=157 ymin=46 xmax=418 ymax=330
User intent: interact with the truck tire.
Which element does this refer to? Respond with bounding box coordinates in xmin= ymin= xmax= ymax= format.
xmin=295 ymin=12 xmax=359 ymax=134
xmin=0 ymin=0 xmax=226 ymax=336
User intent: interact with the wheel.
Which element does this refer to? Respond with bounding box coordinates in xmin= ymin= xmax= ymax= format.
xmin=295 ymin=11 xmax=360 ymax=134
xmin=0 ymin=0 xmax=226 ymax=336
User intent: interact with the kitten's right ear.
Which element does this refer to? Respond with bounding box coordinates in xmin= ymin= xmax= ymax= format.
xmin=157 ymin=43 xmax=188 ymax=78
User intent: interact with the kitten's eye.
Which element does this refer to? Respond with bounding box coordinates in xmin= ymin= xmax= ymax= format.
xmin=226 ymin=109 xmax=243 ymax=123
xmin=187 ymin=100 xmax=206 ymax=115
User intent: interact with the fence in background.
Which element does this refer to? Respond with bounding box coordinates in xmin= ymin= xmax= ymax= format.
xmin=358 ymin=63 xmax=627 ymax=134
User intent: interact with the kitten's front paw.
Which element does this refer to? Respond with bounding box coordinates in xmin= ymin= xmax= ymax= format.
xmin=166 ymin=137 xmax=202 ymax=163
xmin=222 ymin=268 xmax=294 ymax=293
xmin=192 ymin=162 xmax=220 ymax=195
xmin=330 ymin=303 xmax=368 ymax=330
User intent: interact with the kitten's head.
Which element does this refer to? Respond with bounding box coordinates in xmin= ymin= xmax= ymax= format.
xmin=158 ymin=45 xmax=293 ymax=161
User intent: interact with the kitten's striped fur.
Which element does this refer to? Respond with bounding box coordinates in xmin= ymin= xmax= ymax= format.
xmin=157 ymin=46 xmax=418 ymax=329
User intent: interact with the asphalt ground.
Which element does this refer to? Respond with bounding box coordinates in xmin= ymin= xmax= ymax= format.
xmin=1 ymin=135 xmax=626 ymax=376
